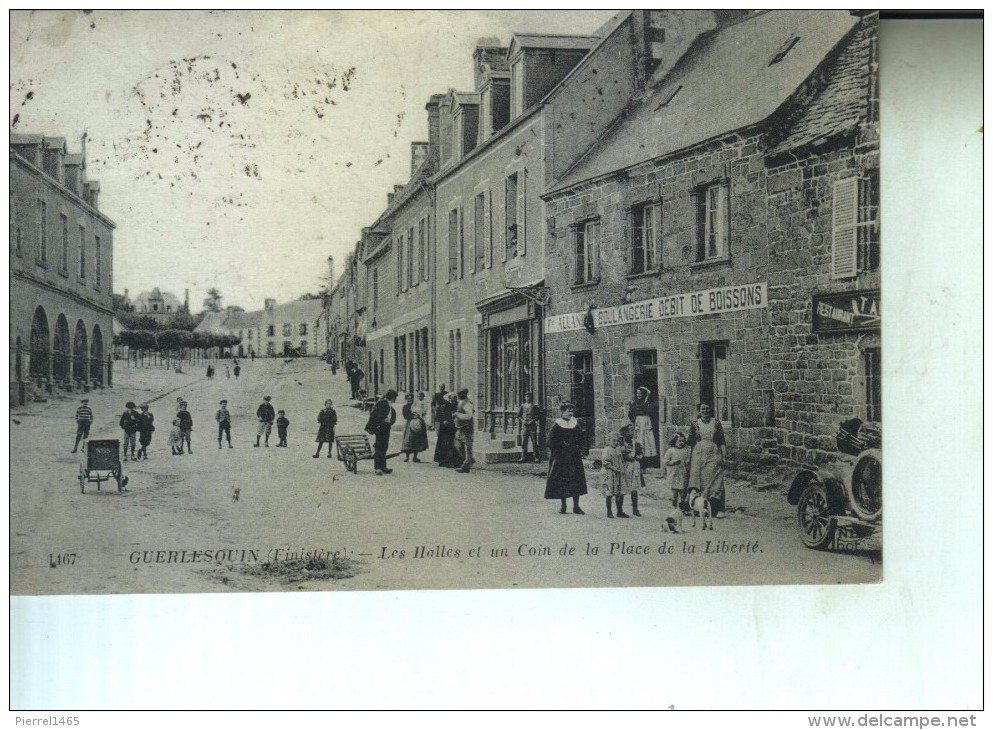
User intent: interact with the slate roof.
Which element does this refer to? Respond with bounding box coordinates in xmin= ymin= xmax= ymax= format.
xmin=766 ymin=15 xmax=874 ymax=157
xmin=547 ymin=10 xmax=859 ymax=194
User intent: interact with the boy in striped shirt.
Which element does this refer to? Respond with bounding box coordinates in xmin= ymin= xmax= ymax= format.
xmin=72 ymin=398 xmax=93 ymax=453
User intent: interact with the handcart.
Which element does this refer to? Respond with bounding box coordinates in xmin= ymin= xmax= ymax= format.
xmin=78 ymin=439 xmax=129 ymax=493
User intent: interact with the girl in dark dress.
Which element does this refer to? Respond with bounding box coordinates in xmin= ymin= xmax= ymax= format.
xmin=433 ymin=393 xmax=460 ymax=468
xmin=544 ymin=402 xmax=588 ymax=514
xmin=313 ymin=399 xmax=338 ymax=458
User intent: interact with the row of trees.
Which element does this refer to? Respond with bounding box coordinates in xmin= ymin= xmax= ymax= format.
xmin=114 ymin=330 xmax=242 ymax=368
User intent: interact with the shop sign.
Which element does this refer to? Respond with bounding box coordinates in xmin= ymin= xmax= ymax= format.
xmin=545 ymin=282 xmax=767 ymax=334
xmin=812 ymin=290 xmax=880 ymax=333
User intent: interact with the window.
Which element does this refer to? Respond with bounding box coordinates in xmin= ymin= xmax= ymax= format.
xmin=10 ymin=193 xmax=21 ymax=256
xmin=453 ymin=112 xmax=464 ymax=161
xmin=455 ymin=329 xmax=462 ymax=389
xmin=700 ymin=341 xmax=731 ymax=423
xmin=247 ymin=329 xmax=253 ymax=340
xmin=78 ymin=225 xmax=86 ymax=279
xmin=864 ymin=348 xmax=881 ymax=422
xmin=448 ymin=330 xmax=455 ymax=388
xmin=267 ymin=325 xmax=275 ymax=337
xmin=299 ymin=323 xmax=307 ymax=336
xmin=631 ymin=202 xmax=661 ymax=274
xmin=60 ymin=214 xmax=69 ymax=273
xmin=372 ymin=269 xmax=379 ymax=315
xmin=94 ymin=235 xmax=101 ymax=287
xmin=418 ymin=218 xmax=427 ymax=282
xmin=37 ymin=200 xmax=47 ymax=264
xmin=695 ymin=183 xmax=729 ymax=261
xmin=505 ymin=173 xmax=519 ymax=259
xmin=397 ymin=235 xmax=404 ymax=293
xmin=283 ymin=323 xmax=292 ymax=337
xmin=832 ymin=173 xmax=880 ymax=279
xmin=299 ymin=341 xmax=308 ymax=355
xmin=407 ymin=228 xmax=414 ymax=289
xmin=474 ymin=192 xmax=488 ymax=272
xmin=448 ymin=207 xmax=462 ymax=280
xmin=574 ymin=219 xmax=600 ymax=285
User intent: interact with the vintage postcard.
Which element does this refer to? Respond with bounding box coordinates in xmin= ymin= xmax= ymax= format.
xmin=9 ymin=10 xmax=882 ymax=597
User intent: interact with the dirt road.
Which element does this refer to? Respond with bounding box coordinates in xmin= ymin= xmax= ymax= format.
xmin=10 ymin=358 xmax=881 ymax=595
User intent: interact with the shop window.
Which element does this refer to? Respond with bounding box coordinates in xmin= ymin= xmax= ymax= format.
xmin=831 ymin=173 xmax=880 ymax=279
xmin=574 ymin=219 xmax=600 ymax=285
xmin=699 ymin=341 xmax=731 ymax=423
xmin=694 ymin=182 xmax=729 ymax=262
xmin=864 ymin=348 xmax=881 ymax=422
xmin=631 ymin=202 xmax=661 ymax=274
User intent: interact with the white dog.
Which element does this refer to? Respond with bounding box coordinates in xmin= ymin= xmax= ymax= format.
xmin=687 ymin=489 xmax=713 ymax=530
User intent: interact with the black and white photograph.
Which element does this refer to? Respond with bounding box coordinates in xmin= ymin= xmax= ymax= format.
xmin=8 ymin=9 xmax=982 ymax=712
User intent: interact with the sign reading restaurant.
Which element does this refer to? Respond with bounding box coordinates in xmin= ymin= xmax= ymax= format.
xmin=811 ymin=289 xmax=880 ymax=333
xmin=545 ymin=282 xmax=768 ymax=334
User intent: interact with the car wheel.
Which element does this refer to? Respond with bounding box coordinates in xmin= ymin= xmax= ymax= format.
xmin=798 ymin=479 xmax=837 ymax=550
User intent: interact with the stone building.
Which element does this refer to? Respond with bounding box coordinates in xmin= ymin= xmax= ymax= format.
xmin=10 ymin=132 xmax=115 ymax=405
xmin=132 ymin=287 xmax=187 ymax=323
xmin=258 ymin=298 xmax=323 ymax=358
xmin=540 ymin=10 xmax=877 ymax=469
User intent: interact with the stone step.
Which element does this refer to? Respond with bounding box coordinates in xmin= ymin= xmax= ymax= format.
xmin=479 ymin=448 xmax=525 ymax=464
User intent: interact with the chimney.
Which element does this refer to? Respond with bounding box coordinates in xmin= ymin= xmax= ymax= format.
xmin=472 ymin=38 xmax=507 ymax=90
xmin=387 ymin=192 xmax=395 ymax=206
xmin=425 ymin=94 xmax=445 ymax=169
xmin=640 ymin=11 xmax=721 ymax=88
xmin=85 ymin=180 xmax=100 ymax=209
xmin=410 ymin=142 xmax=429 ymax=176
xmin=264 ymin=298 xmax=276 ymax=312
xmin=184 ymin=288 xmax=190 ymax=311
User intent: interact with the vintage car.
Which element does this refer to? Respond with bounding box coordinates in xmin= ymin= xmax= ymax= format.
xmin=787 ymin=419 xmax=881 ymax=550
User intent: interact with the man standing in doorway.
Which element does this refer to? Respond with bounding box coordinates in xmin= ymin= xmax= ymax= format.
xmin=255 ymin=395 xmax=275 ymax=447
xmin=366 ymin=389 xmax=397 ymax=476
xmin=454 ymin=388 xmax=475 ymax=474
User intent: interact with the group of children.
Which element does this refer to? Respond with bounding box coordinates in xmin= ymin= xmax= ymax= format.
xmin=597 ymin=426 xmax=691 ymax=519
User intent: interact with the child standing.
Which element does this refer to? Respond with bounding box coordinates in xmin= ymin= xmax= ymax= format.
xmin=662 ymin=432 xmax=690 ymax=508
xmin=599 ymin=433 xmax=627 ymax=518
xmin=276 ymin=410 xmax=290 ymax=447
xmin=619 ymin=423 xmax=644 ymax=517
xmin=168 ymin=419 xmax=183 ymax=455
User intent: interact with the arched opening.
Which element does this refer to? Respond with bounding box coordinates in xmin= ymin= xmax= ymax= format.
xmin=29 ymin=306 xmax=50 ymax=379
xmin=72 ymin=319 xmax=88 ymax=381
xmin=90 ymin=324 xmax=104 ymax=384
xmin=53 ymin=314 xmax=70 ymax=382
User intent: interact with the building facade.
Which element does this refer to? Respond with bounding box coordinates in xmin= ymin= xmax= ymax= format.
xmin=10 ymin=133 xmax=115 ymax=405
xmin=541 ymin=10 xmax=877 ymax=470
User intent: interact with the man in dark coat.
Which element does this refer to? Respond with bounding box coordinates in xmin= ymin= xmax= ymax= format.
xmin=120 ymin=401 xmax=139 ymax=461
xmin=349 ymin=366 xmax=365 ymax=400
xmin=365 ymin=388 xmax=397 ymax=476
xmin=255 ymin=395 xmax=275 ymax=447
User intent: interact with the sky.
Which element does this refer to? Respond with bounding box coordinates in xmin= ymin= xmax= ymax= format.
xmin=9 ymin=9 xmax=619 ymax=312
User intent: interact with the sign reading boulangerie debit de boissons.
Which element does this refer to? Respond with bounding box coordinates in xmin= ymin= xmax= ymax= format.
xmin=545 ymin=282 xmax=768 ymax=333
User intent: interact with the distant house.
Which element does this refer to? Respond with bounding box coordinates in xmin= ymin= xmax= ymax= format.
xmin=132 ymin=287 xmax=187 ymax=323
xmin=194 ymin=298 xmax=323 ymax=357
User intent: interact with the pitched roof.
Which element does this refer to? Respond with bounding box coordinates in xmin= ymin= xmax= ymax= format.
xmin=548 ymin=10 xmax=859 ymax=194
xmin=223 ymin=310 xmax=263 ymax=329
xmin=262 ymin=298 xmax=324 ymax=322
xmin=766 ymin=15 xmax=874 ymax=157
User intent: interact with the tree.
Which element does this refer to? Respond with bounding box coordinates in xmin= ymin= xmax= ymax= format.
xmin=202 ymin=288 xmax=223 ymax=313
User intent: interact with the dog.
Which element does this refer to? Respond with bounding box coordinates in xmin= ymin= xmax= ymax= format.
xmin=661 ymin=508 xmax=683 ymax=534
xmin=232 ymin=487 xmax=240 ymax=502
xmin=687 ymin=489 xmax=713 ymax=530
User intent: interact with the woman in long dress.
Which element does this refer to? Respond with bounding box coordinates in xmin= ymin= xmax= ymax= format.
xmin=544 ymin=402 xmax=588 ymax=515
xmin=433 ymin=393 xmax=460 ymax=468
xmin=687 ymin=403 xmax=727 ymax=517
xmin=628 ymin=386 xmax=658 ymax=461
xmin=313 ymin=399 xmax=337 ymax=458
xmin=401 ymin=393 xmax=429 ymax=462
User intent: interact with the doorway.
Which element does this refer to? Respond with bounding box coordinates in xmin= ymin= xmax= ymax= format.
xmin=632 ymin=349 xmax=661 ymax=468
xmin=568 ymin=351 xmax=595 ymax=452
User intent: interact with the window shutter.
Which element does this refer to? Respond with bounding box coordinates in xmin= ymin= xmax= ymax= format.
xmin=469 ymin=202 xmax=476 ymax=275
xmin=501 ymin=182 xmax=508 ymax=263
xmin=459 ymin=206 xmax=465 ymax=278
xmin=832 ymin=177 xmax=859 ymax=279
xmin=484 ymin=190 xmax=492 ymax=268
xmin=518 ymin=169 xmax=527 ymax=256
